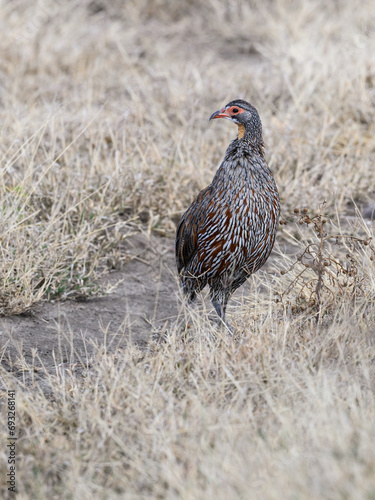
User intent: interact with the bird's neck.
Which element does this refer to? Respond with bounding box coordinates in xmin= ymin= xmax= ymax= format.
xmin=227 ymin=134 xmax=265 ymax=158
xmin=236 ymin=122 xmax=264 ymax=148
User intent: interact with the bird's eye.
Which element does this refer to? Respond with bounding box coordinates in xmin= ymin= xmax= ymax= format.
xmin=232 ymin=108 xmax=239 ymax=113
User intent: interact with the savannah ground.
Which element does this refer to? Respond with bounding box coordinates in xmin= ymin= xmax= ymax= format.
xmin=1 ymin=0 xmax=375 ymax=498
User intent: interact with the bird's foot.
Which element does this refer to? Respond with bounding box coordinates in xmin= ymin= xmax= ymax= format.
xmin=212 ymin=315 xmax=235 ymax=338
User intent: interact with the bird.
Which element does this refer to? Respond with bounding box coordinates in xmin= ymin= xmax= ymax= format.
xmin=175 ymin=99 xmax=280 ymax=329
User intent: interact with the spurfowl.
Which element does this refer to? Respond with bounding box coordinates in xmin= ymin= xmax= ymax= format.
xmin=175 ymin=99 xmax=280 ymax=328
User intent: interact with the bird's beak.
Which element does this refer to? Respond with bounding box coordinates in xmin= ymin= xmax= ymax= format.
xmin=209 ymin=108 xmax=231 ymax=121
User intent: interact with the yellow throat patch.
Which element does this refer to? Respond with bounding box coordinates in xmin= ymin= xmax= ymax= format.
xmin=237 ymin=124 xmax=245 ymax=139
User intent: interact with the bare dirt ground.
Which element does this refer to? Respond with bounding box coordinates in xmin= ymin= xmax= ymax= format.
xmin=1 ymin=233 xmax=179 ymax=372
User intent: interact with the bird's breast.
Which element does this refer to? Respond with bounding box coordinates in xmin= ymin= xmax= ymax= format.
xmin=198 ymin=164 xmax=279 ymax=270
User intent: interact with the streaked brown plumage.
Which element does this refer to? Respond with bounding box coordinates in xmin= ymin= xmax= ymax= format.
xmin=175 ymin=99 xmax=280 ymax=327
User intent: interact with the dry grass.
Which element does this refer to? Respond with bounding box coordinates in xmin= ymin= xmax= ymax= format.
xmin=1 ymin=0 xmax=375 ymax=498
xmin=2 ymin=320 xmax=375 ymax=499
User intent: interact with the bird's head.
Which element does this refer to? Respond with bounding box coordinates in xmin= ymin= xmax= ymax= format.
xmin=209 ymin=99 xmax=262 ymax=142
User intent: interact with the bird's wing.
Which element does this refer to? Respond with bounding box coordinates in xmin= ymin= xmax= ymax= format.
xmin=175 ymin=185 xmax=211 ymax=274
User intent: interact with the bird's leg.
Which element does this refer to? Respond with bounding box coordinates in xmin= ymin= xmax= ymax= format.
xmin=212 ymin=299 xmax=225 ymax=321
xmin=211 ymin=296 xmax=233 ymax=334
